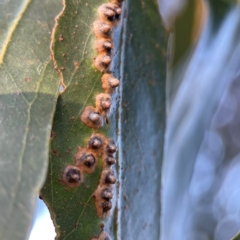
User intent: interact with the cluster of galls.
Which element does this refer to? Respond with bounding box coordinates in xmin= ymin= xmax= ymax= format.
xmin=62 ymin=133 xmax=117 ymax=218
xmin=63 ymin=1 xmax=122 ymax=236
xmin=81 ymin=0 xmax=122 ymax=129
xmin=81 ymin=93 xmax=112 ymax=129
xmin=93 ymin=137 xmax=117 ymax=218
xmin=93 ymin=0 xmax=122 ymax=72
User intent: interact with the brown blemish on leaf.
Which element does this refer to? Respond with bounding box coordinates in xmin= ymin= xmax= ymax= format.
xmin=111 ymin=0 xmax=123 ymax=7
xmin=106 ymin=138 xmax=117 ymax=154
xmin=74 ymin=147 xmax=98 ymax=174
xmin=91 ymin=231 xmax=112 ymax=240
xmin=93 ymin=20 xmax=113 ymax=39
xmin=95 ymin=38 xmax=113 ymax=54
xmin=101 ymin=168 xmax=117 ymax=184
xmin=62 ymin=165 xmax=83 ymax=188
xmin=103 ymin=155 xmax=116 ymax=168
xmin=94 ymin=185 xmax=113 ymax=218
xmin=101 ymin=187 xmax=113 ymax=200
xmin=95 ymin=93 xmax=112 ymax=114
xmin=101 ymin=73 xmax=120 ymax=93
xmin=59 ymin=35 xmax=64 ymax=41
xmin=93 ymin=53 xmax=112 ymax=72
xmin=74 ymin=62 xmax=79 ymax=68
xmin=98 ymin=3 xmax=122 ymax=23
xmin=101 ymin=201 xmax=112 ymax=213
xmin=81 ymin=106 xmax=104 ymax=129
xmin=87 ymin=133 xmax=106 ymax=152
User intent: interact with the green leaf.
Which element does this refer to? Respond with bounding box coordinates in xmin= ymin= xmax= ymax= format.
xmin=41 ymin=0 xmax=117 ymax=239
xmin=161 ymin=1 xmax=240 ymax=239
xmin=41 ymin=0 xmax=168 ymax=239
xmin=0 ymin=0 xmax=62 ymax=239
xmin=232 ymin=232 xmax=240 ymax=240
xmin=118 ymin=0 xmax=168 ymax=239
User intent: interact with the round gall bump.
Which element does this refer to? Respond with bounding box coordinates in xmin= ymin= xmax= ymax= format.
xmin=94 ymin=54 xmax=111 ymax=73
xmin=103 ymin=41 xmax=113 ymax=51
xmin=106 ymin=139 xmax=117 ymax=154
xmin=84 ymin=154 xmax=96 ymax=168
xmin=105 ymin=156 xmax=116 ymax=165
xmin=93 ymin=20 xmax=113 ymax=38
xmin=74 ymin=148 xmax=97 ymax=174
xmin=95 ymin=39 xmax=113 ymax=53
xmin=101 ymin=201 xmax=112 ymax=212
xmin=102 ymin=56 xmax=111 ymax=65
xmin=105 ymin=170 xmax=117 ymax=184
xmin=101 ymin=187 xmax=113 ymax=200
xmin=96 ymin=93 xmax=112 ymax=112
xmin=98 ymin=3 xmax=121 ymax=22
xmin=98 ymin=5 xmax=115 ymax=22
xmin=115 ymin=7 xmax=122 ymax=16
xmin=88 ymin=135 xmax=103 ymax=149
xmin=81 ymin=106 xmax=103 ymax=129
xmin=62 ymin=165 xmax=82 ymax=188
xmin=108 ymin=77 xmax=120 ymax=88
xmin=89 ymin=112 xmax=101 ymax=123
xmin=76 ymin=152 xmax=96 ymax=168
xmin=91 ymin=231 xmax=112 ymax=240
xmin=102 ymin=74 xmax=120 ymax=93
xmin=111 ymin=0 xmax=123 ymax=6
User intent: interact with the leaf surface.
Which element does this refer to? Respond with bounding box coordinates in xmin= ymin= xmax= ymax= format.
xmin=118 ymin=0 xmax=168 ymax=239
xmin=0 ymin=0 xmax=62 ymax=239
xmin=40 ymin=0 xmax=118 ymax=239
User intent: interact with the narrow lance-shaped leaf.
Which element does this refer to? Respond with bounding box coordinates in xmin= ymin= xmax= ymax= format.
xmin=118 ymin=0 xmax=168 ymax=239
xmin=41 ymin=0 xmax=122 ymax=239
xmin=0 ymin=0 xmax=62 ymax=239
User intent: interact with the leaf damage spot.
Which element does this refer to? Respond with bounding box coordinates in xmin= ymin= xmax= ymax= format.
xmin=74 ymin=147 xmax=98 ymax=174
xmin=81 ymin=106 xmax=104 ymax=129
xmin=91 ymin=231 xmax=112 ymax=240
xmin=62 ymin=165 xmax=83 ymax=188
xmin=62 ymin=133 xmax=117 ymax=219
xmin=59 ymin=35 xmax=64 ymax=41
xmin=102 ymin=73 xmax=120 ymax=93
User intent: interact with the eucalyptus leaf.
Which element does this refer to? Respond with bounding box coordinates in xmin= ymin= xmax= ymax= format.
xmin=40 ymin=0 xmax=119 ymax=239
xmin=0 ymin=0 xmax=62 ymax=239
xmin=118 ymin=0 xmax=168 ymax=239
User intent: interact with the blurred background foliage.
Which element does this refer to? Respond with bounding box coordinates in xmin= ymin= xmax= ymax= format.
xmin=161 ymin=0 xmax=240 ymax=240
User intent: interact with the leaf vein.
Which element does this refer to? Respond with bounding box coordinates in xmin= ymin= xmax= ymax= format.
xmin=0 ymin=0 xmax=32 ymax=64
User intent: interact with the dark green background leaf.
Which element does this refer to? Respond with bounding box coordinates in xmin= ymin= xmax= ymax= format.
xmin=118 ymin=0 xmax=168 ymax=239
